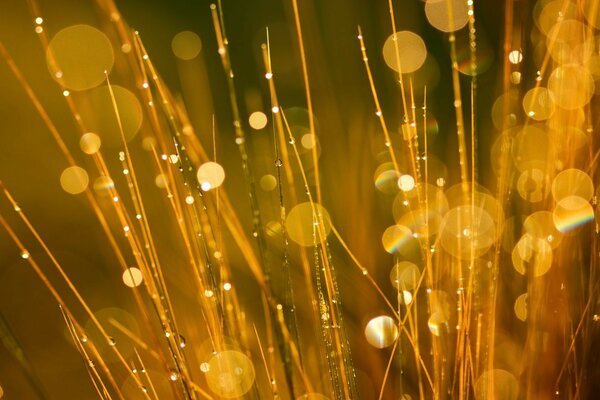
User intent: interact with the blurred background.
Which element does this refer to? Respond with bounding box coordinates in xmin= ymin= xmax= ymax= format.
xmin=0 ymin=0 xmax=578 ymax=399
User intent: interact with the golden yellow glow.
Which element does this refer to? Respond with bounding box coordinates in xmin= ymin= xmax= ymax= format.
xmin=82 ymin=85 xmax=143 ymax=146
xmin=248 ymin=111 xmax=268 ymax=130
xmin=122 ymin=267 xmax=143 ymax=288
xmin=259 ymin=174 xmax=277 ymax=191
xmin=197 ymin=162 xmax=225 ymax=191
xmin=364 ymin=316 xmax=398 ymax=349
xmin=523 ymin=211 xmax=563 ymax=249
xmin=553 ymin=196 xmax=594 ymax=233
xmin=581 ymin=0 xmax=600 ymax=29
xmin=516 ymin=168 xmax=549 ymax=203
xmin=382 ymin=31 xmax=427 ymax=74
xmin=205 ymin=350 xmax=255 ymax=398
xmin=398 ymin=174 xmax=415 ymax=192
xmin=425 ymin=0 xmax=470 ymax=32
xmin=301 ymin=133 xmax=316 ymax=149
xmin=47 ymin=25 xmax=113 ymax=90
xmin=552 ymin=168 xmax=594 ymax=203
xmin=512 ymin=234 xmax=553 ymax=277
xmin=60 ymin=166 xmax=89 ymax=195
xmin=286 ymin=202 xmax=331 ymax=246
xmin=93 ymin=175 xmax=115 ymax=196
xmin=439 ymin=205 xmax=497 ymax=259
xmin=548 ymin=64 xmax=594 ymax=110
xmin=4 ymin=1 xmax=600 ymax=398
xmin=514 ymin=293 xmax=528 ymax=322
xmin=374 ymin=163 xmax=400 ymax=194
xmin=522 ymin=87 xmax=554 ymax=120
xmin=535 ymin=0 xmax=579 ymax=36
xmin=79 ymin=132 xmax=102 ymax=155
xmin=382 ymin=224 xmax=413 ymax=255
xmin=389 ymin=261 xmax=420 ymax=291
xmin=171 ymin=31 xmax=202 ymax=60
xmin=508 ymin=50 xmax=523 ymax=64
xmin=474 ymin=369 xmax=519 ymax=400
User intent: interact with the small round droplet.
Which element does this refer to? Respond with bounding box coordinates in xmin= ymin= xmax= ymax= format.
xmin=365 ymin=316 xmax=398 ymax=348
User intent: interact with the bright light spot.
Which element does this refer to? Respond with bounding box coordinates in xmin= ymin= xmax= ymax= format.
xmin=122 ymin=267 xmax=143 ymax=287
xmin=197 ymin=162 xmax=225 ymax=191
xmin=79 ymin=132 xmax=101 ymax=155
xmin=398 ymin=174 xmax=415 ymax=192
xmin=47 ymin=25 xmax=114 ymax=90
xmin=171 ymin=31 xmax=202 ymax=60
xmin=60 ymin=166 xmax=89 ymax=194
xmin=364 ymin=316 xmax=398 ymax=348
xmin=509 ymin=50 xmax=523 ymax=64
xmin=248 ymin=111 xmax=268 ymax=130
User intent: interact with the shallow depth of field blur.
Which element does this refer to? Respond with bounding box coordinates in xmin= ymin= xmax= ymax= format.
xmin=1 ymin=0 xmax=600 ymax=399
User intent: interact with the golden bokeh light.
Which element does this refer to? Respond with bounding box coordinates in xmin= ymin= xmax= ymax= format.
xmin=4 ymin=0 xmax=600 ymax=398
xmin=79 ymin=132 xmax=102 ymax=155
xmin=511 ymin=125 xmax=553 ymax=172
xmin=522 ymin=87 xmax=554 ymax=120
xmin=553 ymin=196 xmax=594 ymax=233
xmin=248 ymin=111 xmax=268 ymax=130
xmin=535 ymin=0 xmax=579 ymax=36
xmin=82 ymin=85 xmax=143 ymax=146
xmin=425 ymin=0 xmax=470 ymax=32
xmin=427 ymin=290 xmax=450 ymax=336
xmin=122 ymin=267 xmax=143 ymax=288
xmin=197 ymin=161 xmax=225 ymax=191
xmin=439 ymin=205 xmax=497 ymax=260
xmin=60 ymin=166 xmax=89 ymax=195
xmin=428 ymin=312 xmax=446 ymax=336
xmin=389 ymin=261 xmax=420 ymax=291
xmin=259 ymin=174 xmax=277 ymax=191
xmin=205 ymin=350 xmax=255 ymax=398
xmin=382 ymin=224 xmax=413 ymax=255
xmin=512 ymin=234 xmax=553 ymax=277
xmin=286 ymin=202 xmax=331 ymax=246
xmin=93 ymin=175 xmax=115 ymax=196
xmin=508 ymin=50 xmax=523 ymax=64
xmin=171 ymin=31 xmax=202 ymax=60
xmin=398 ymin=174 xmax=415 ymax=192
xmin=474 ymin=369 xmax=519 ymax=400
xmin=523 ymin=211 xmax=563 ymax=249
xmin=547 ymin=19 xmax=588 ymax=65
xmin=514 ymin=293 xmax=528 ymax=322
xmin=374 ymin=163 xmax=400 ymax=194
xmin=301 ymin=133 xmax=316 ymax=149
xmin=551 ymin=168 xmax=594 ymax=203
xmin=47 ymin=25 xmax=113 ymax=90
xmin=581 ymin=0 xmax=600 ymax=29
xmin=548 ymin=64 xmax=594 ymax=110
xmin=382 ymin=31 xmax=427 ymax=74
xmin=364 ymin=315 xmax=398 ymax=349
xmin=517 ymin=168 xmax=550 ymax=203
